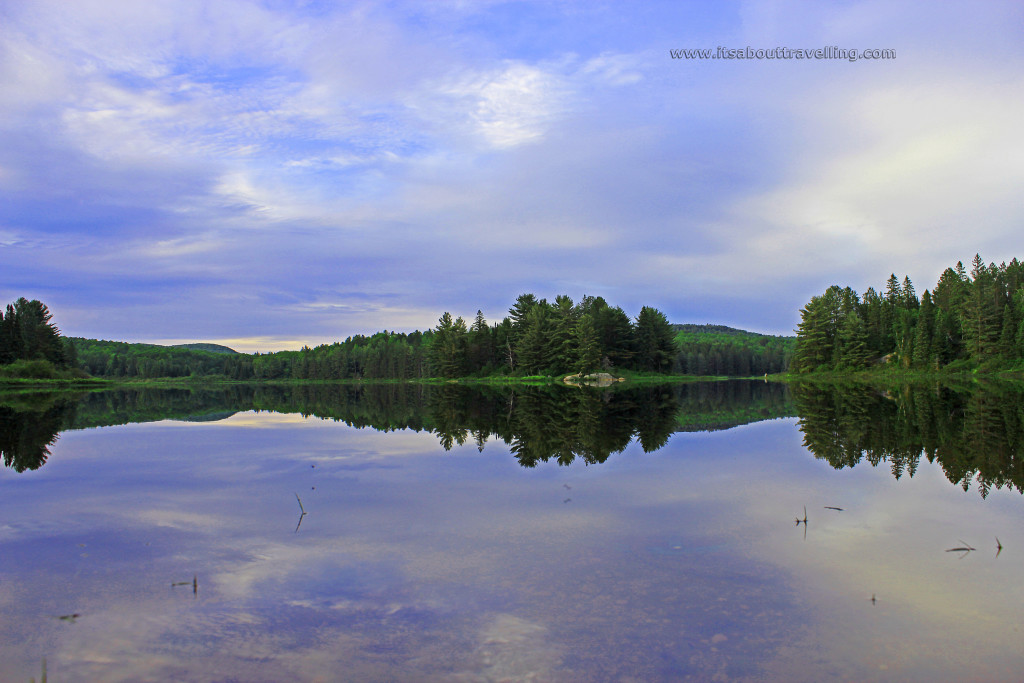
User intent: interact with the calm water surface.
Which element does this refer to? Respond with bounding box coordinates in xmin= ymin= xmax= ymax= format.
xmin=1 ymin=382 xmax=1023 ymax=682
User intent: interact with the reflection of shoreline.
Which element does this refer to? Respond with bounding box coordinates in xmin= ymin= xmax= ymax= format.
xmin=0 ymin=382 xmax=794 ymax=472
xmin=792 ymin=382 xmax=1024 ymax=496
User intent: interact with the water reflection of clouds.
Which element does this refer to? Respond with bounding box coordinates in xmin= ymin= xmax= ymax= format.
xmin=8 ymin=410 xmax=1024 ymax=680
xmin=737 ymin=435 xmax=1024 ymax=679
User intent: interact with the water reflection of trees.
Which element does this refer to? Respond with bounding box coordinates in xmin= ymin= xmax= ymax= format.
xmin=9 ymin=380 xmax=1022 ymax=492
xmin=792 ymin=382 xmax=1024 ymax=496
xmin=0 ymin=394 xmax=79 ymax=472
xmin=0 ymin=381 xmax=793 ymax=471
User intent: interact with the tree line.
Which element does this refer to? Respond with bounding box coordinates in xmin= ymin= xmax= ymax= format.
xmin=791 ymin=255 xmax=1024 ymax=372
xmin=238 ymin=294 xmax=677 ymax=380
xmin=70 ymin=294 xmax=682 ymax=381
xmin=5 ymin=293 xmax=790 ymax=380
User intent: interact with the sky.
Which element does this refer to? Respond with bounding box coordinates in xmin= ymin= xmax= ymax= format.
xmin=1 ymin=0 xmax=1022 ymax=352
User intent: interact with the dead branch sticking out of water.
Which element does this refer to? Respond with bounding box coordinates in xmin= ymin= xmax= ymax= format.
xmin=795 ymin=506 xmax=808 ymax=525
xmin=295 ymin=492 xmax=307 ymax=532
xmin=946 ymin=540 xmax=976 ymax=558
xmin=172 ymin=575 xmax=198 ymax=595
xmin=29 ymin=657 xmax=46 ymax=683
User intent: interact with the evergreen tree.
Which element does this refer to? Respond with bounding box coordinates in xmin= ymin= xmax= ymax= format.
xmin=999 ymin=303 xmax=1017 ymax=359
xmin=547 ymin=295 xmax=578 ymax=372
xmin=516 ymin=306 xmax=550 ymax=374
xmin=575 ymin=314 xmax=602 ymax=374
xmin=836 ymin=311 xmax=872 ymax=369
xmin=633 ymin=306 xmax=676 ymax=372
xmin=594 ymin=305 xmax=634 ymax=369
xmin=430 ymin=312 xmax=468 ymax=378
xmin=792 ymin=294 xmax=833 ymax=372
xmin=467 ymin=310 xmax=494 ymax=372
xmin=962 ymin=256 xmax=1001 ymax=363
xmin=912 ymin=291 xmax=936 ymax=368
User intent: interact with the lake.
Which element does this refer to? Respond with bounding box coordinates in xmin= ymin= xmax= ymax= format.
xmin=1 ymin=381 xmax=1023 ymax=682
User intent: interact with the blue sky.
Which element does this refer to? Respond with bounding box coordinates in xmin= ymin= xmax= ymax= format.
xmin=1 ymin=0 xmax=1022 ymax=351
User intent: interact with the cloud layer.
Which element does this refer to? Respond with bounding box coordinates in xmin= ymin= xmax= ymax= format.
xmin=1 ymin=0 xmax=1022 ymax=348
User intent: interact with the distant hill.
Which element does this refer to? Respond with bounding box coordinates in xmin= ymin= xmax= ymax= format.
xmin=171 ymin=343 xmax=238 ymax=354
xmin=68 ymin=338 xmax=245 ymax=379
xmin=671 ymin=323 xmax=794 ymax=339
xmin=671 ymin=324 xmax=794 ymax=376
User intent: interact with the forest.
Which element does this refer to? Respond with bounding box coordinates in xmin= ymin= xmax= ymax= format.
xmin=671 ymin=324 xmax=792 ymax=376
xmin=55 ymin=294 xmax=790 ymax=381
xmin=791 ymin=255 xmax=1024 ymax=373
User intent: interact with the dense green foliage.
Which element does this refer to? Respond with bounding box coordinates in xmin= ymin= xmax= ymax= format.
xmin=672 ymin=325 xmax=793 ymax=376
xmin=73 ymin=338 xmax=242 ymax=379
xmin=0 ymin=298 xmax=80 ymax=378
xmin=791 ymin=255 xmax=1024 ymax=373
xmin=172 ymin=343 xmax=238 ymax=354
xmin=72 ymin=294 xmax=680 ymax=380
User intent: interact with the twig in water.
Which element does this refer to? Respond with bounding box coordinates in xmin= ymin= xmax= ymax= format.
xmin=56 ymin=614 xmax=80 ymax=623
xmin=294 ymin=493 xmax=308 ymax=532
xmin=30 ymin=657 xmax=46 ymax=683
xmin=946 ymin=539 xmax=976 ymax=557
xmin=795 ymin=506 xmax=808 ymax=525
xmin=824 ymin=506 xmax=844 ymax=512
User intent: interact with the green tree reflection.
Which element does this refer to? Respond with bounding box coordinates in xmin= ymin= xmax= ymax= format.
xmin=0 ymin=381 xmax=794 ymax=472
xmin=792 ymin=381 xmax=1024 ymax=496
xmin=0 ymin=395 xmax=78 ymax=471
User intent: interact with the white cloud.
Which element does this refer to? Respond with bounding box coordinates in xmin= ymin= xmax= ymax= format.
xmin=414 ymin=60 xmax=572 ymax=149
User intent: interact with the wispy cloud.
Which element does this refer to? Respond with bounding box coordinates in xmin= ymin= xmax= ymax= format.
xmin=1 ymin=0 xmax=1023 ymax=343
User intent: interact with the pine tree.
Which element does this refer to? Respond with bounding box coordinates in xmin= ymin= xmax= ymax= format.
xmin=575 ymin=314 xmax=602 ymax=374
xmin=837 ymin=311 xmax=872 ymax=369
xmin=633 ymin=306 xmax=676 ymax=372
xmin=467 ymin=310 xmax=494 ymax=372
xmin=912 ymin=291 xmax=936 ymax=368
xmin=962 ymin=256 xmax=1001 ymax=363
xmin=792 ymin=295 xmax=832 ymax=372
xmin=547 ymin=295 xmax=578 ymax=372
xmin=516 ymin=306 xmax=550 ymax=374
xmin=999 ymin=303 xmax=1016 ymax=360
xmin=594 ymin=305 xmax=634 ymax=369
xmin=430 ymin=312 xmax=468 ymax=378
